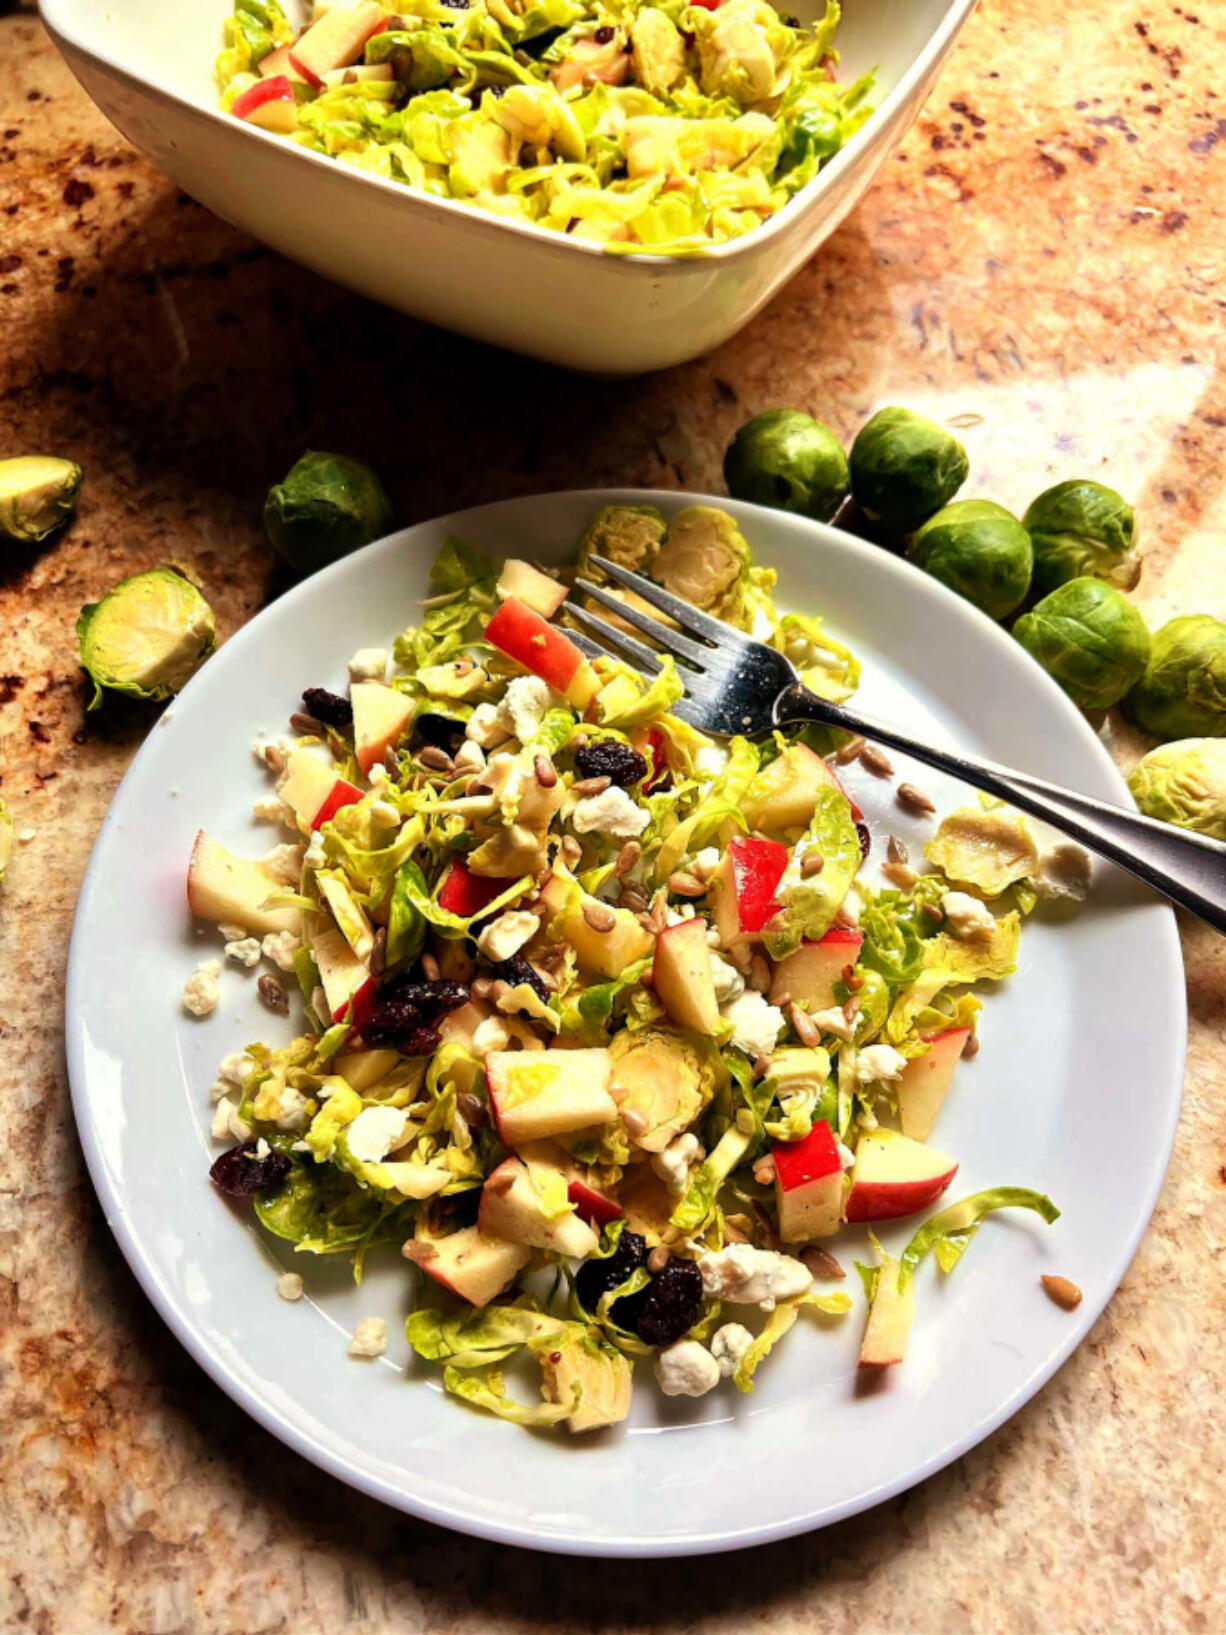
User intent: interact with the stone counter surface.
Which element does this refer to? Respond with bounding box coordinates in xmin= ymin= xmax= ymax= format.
xmin=1 ymin=0 xmax=1224 ymax=1629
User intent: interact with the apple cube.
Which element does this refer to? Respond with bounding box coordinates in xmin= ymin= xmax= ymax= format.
xmin=769 ymin=928 xmax=864 ymax=1009
xmin=320 ymin=62 xmax=395 ymax=87
xmin=437 ymin=859 xmax=515 ymax=919
xmin=515 ymin=1140 xmax=622 ymax=1225
xmin=335 ymin=1047 xmax=400 ymax=1092
xmin=187 ymin=830 xmax=299 ymax=936
xmin=539 ymin=869 xmax=653 ymax=979
xmin=485 ymin=1048 xmax=616 ymax=1146
xmin=288 ymin=0 xmax=385 ymax=87
xmin=897 ymin=1027 xmax=971 ymax=1142
xmin=744 ymin=743 xmax=856 ymax=833
xmin=312 ymin=926 xmax=376 ymax=1031
xmin=859 ymin=1252 xmax=915 ymax=1368
xmin=352 ymin=681 xmax=414 ymax=775
xmin=478 ymin=1159 xmax=599 ymax=1257
xmin=710 ymin=834 xmax=789 ymax=947
xmin=258 ymin=45 xmax=308 ymax=82
xmin=773 ymin=1119 xmax=844 ymax=1242
xmin=652 ymin=918 xmax=719 ymax=1033
xmin=845 ymin=1128 xmax=958 ymax=1223
xmin=496 ymin=559 xmax=569 ymax=619
xmin=317 ymin=869 xmax=375 ymax=962
xmin=231 ymin=75 xmax=298 ymax=134
xmin=280 ymin=747 xmax=363 ymax=830
xmin=484 ymin=596 xmax=598 ymax=709
xmin=405 ymin=1224 xmax=530 ymax=1308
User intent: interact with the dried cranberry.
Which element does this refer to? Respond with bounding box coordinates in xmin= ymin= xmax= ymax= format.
xmin=492 ymin=953 xmax=550 ymax=1005
xmin=594 ymin=23 xmax=615 ymax=42
xmin=855 ymin=821 xmax=871 ymax=861
xmin=575 ymin=1231 xmax=647 ymax=1313
xmin=573 ymin=739 xmax=649 ymax=789
xmin=361 ymin=979 xmax=470 ymax=1048
xmin=302 ymin=687 xmax=353 ymax=729
xmin=619 ymin=1257 xmax=704 ymax=1348
xmin=210 ymin=1141 xmax=291 ymax=1198
xmin=415 ymin=712 xmax=465 ymax=750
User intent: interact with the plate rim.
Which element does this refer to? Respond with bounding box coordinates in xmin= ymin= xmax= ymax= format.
xmin=65 ymin=487 xmax=1187 ymax=1557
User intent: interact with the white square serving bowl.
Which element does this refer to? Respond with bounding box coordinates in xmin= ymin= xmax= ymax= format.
xmin=41 ymin=0 xmax=976 ymax=373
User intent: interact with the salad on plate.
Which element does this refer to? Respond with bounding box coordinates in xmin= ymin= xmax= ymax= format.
xmin=190 ymin=501 xmax=1068 ymax=1432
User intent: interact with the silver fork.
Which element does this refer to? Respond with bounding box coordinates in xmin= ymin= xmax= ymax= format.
xmin=569 ymin=555 xmax=1226 ymax=936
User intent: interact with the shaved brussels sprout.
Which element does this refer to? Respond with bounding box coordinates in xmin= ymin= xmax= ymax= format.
xmin=848 ymin=408 xmax=969 ymax=533
xmin=909 ymin=500 xmax=1033 ymax=621
xmin=650 ymin=505 xmax=748 ymax=612
xmin=1124 ymin=614 xmax=1226 ymax=740
xmin=77 ymin=567 xmax=216 ymax=708
xmin=578 ymin=504 xmax=667 ymax=576
xmin=0 ymin=455 xmax=82 ymax=544
xmin=1128 ymin=739 xmax=1226 ymax=840
xmin=264 ymin=452 xmax=392 ymax=575
xmin=1023 ymin=480 xmax=1139 ymax=594
xmin=1013 ymin=578 xmax=1150 ymax=711
xmin=723 ymin=409 xmax=849 ymax=523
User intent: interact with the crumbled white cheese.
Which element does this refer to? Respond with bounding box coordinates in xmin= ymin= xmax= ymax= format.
xmin=466 ymin=703 xmax=511 ymax=749
xmin=651 ymin=1133 xmax=703 ymax=1197
xmin=348 ymin=1316 xmax=389 ymax=1359
xmin=274 ymin=1084 xmax=310 ymax=1133
xmin=261 ymin=930 xmax=301 ymax=972
xmin=17 ymin=826 xmax=37 ymax=843
xmin=692 ymin=846 xmax=721 ymax=878
xmin=476 ymin=909 xmax=539 ymax=963
xmin=453 ymin=739 xmax=486 ymax=774
xmin=854 ymin=1043 xmax=908 ymax=1086
xmin=370 ymin=799 xmax=401 ymax=830
xmin=182 ymin=959 xmax=222 ymax=1018
xmin=263 ymin=842 xmax=305 ymax=885
xmin=348 ymin=646 xmax=389 ymax=683
xmin=500 ymin=675 xmax=558 ymax=743
xmin=252 ymin=795 xmax=292 ymax=824
xmin=217 ymin=1052 xmax=252 ymax=1087
xmin=695 ymin=745 xmax=729 ymax=780
xmin=837 ymin=1140 xmax=855 ymax=1170
xmin=721 ymin=991 xmax=784 ymax=1060
xmin=367 ymin=761 xmax=388 ymax=787
xmin=710 ymin=1322 xmax=754 ymax=1378
xmin=210 ymin=1095 xmax=249 ymax=1142
xmin=941 ymin=891 xmax=996 ymax=942
xmin=709 ymin=954 xmax=745 ymax=1005
xmin=304 ymin=832 xmax=327 ymax=871
xmin=252 ymin=1138 xmax=271 ymax=1160
xmin=699 ymin=1244 xmax=812 ymax=1310
xmin=223 ymin=936 xmax=262 ymax=968
xmin=572 ymin=785 xmax=649 ymax=840
xmin=654 ymin=1339 xmax=721 ymax=1398
xmin=346 ymin=1105 xmax=410 ymax=1164
xmin=276 ymin=1272 xmax=304 ymax=1302
xmin=218 ymin=922 xmax=247 ymax=942
xmin=1035 ymin=842 xmax=1092 ymax=903
xmin=810 ymin=1006 xmax=855 ymax=1042
xmin=472 ymin=1016 xmax=510 ymax=1054
xmin=665 ymin=905 xmax=697 ymax=926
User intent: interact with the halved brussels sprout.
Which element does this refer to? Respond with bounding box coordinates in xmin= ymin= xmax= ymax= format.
xmin=1128 ymin=738 xmax=1226 ymax=840
xmin=1023 ymin=480 xmax=1139 ymax=594
xmin=264 ymin=452 xmax=392 ymax=575
xmin=577 ymin=504 xmax=666 ymax=575
xmin=909 ymin=499 xmax=1032 ymax=621
xmin=723 ymin=409 xmax=849 ymax=523
xmin=650 ymin=505 xmax=748 ymax=612
xmin=0 ymin=455 xmax=83 ymax=544
xmin=1124 ymin=614 xmax=1226 ymax=740
xmin=848 ymin=407 xmax=968 ymax=533
xmin=1013 ymin=578 xmax=1150 ymax=711
xmin=77 ymin=566 xmax=216 ymax=708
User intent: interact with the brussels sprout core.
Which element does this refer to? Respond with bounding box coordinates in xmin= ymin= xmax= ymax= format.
xmin=0 ymin=455 xmax=83 ymax=544
xmin=1023 ymin=479 xmax=1139 ymax=594
xmin=848 ymin=407 xmax=968 ymax=533
xmin=1128 ymin=738 xmax=1226 ymax=840
xmin=650 ymin=505 xmax=748 ymax=612
xmin=1124 ymin=613 xmax=1226 ymax=740
xmin=724 ymin=409 xmax=849 ymax=523
xmin=1013 ymin=578 xmax=1150 ymax=711
xmin=264 ymin=451 xmax=393 ymax=575
xmin=909 ymin=499 xmax=1033 ymax=621
xmin=76 ymin=567 xmax=217 ymax=709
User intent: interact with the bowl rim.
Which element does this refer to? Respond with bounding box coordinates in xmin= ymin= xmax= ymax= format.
xmin=39 ymin=0 xmax=977 ymax=273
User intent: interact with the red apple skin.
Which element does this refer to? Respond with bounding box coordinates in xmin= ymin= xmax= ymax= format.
xmin=438 ymin=859 xmax=515 ymax=919
xmin=773 ymin=1119 xmax=842 ymax=1190
xmin=314 ymin=777 xmax=364 ymax=829
xmin=338 ymin=977 xmax=377 ymax=1035
xmin=568 ymin=1178 xmax=622 ymax=1227
xmin=485 ymin=597 xmax=585 ymax=696
xmin=897 ymin=1026 xmax=971 ymax=1142
xmin=232 ymin=76 xmax=295 ymax=121
xmin=845 ymin=1173 xmax=957 ymax=1222
xmin=729 ymin=834 xmax=789 ymax=933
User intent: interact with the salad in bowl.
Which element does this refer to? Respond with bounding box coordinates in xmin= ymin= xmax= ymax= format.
xmin=189 ymin=501 xmax=1066 ymax=1432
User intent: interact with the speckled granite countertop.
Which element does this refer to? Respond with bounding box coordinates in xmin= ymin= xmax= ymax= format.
xmin=2 ymin=0 xmax=1224 ymax=1628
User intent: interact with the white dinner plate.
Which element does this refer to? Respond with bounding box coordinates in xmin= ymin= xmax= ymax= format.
xmin=66 ymin=490 xmax=1185 ymax=1557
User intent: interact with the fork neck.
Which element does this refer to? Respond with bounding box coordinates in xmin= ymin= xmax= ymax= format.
xmin=774 ymin=683 xmax=842 ymax=732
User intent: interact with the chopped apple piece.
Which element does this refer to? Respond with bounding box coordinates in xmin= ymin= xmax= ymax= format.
xmin=539 ymin=1334 xmax=632 ymax=1432
xmin=478 ymin=1158 xmax=598 ymax=1257
xmin=845 ymin=1128 xmax=958 ymax=1223
xmin=769 ymin=928 xmax=863 ymax=1009
xmin=437 ymin=858 xmax=515 ymax=919
xmin=743 ymin=742 xmax=857 ymax=833
xmin=486 ymin=1048 xmax=616 ymax=1146
xmin=334 ymin=1047 xmax=400 ymax=1092
xmin=288 ymin=0 xmax=385 ymax=87
xmin=859 ymin=1252 xmax=915 ymax=1367
xmin=258 ymin=44 xmax=307 ymax=82
xmin=312 ymin=926 xmax=376 ymax=1031
xmin=351 ymin=681 xmax=414 ymax=774
xmin=773 ymin=1119 xmax=844 ymax=1242
xmin=539 ymin=868 xmax=654 ymax=978
xmin=710 ymin=834 xmax=788 ymax=947
xmin=652 ymin=918 xmax=719 ymax=1033
xmin=231 ymin=76 xmax=298 ymax=134
xmin=405 ymin=1225 xmax=530 ymax=1308
xmin=497 ymin=559 xmax=568 ymax=619
xmin=187 ymin=830 xmax=299 ymax=935
xmin=515 ymin=1140 xmax=622 ymax=1225
xmin=279 ymin=748 xmax=363 ymax=831
xmin=320 ymin=62 xmax=395 ymax=87
xmin=484 ymin=596 xmax=598 ymax=708
xmin=896 ymin=1027 xmax=971 ymax=1141
xmin=317 ymin=868 xmax=375 ymax=961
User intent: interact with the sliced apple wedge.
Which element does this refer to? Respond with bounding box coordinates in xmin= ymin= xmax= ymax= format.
xmin=515 ymin=1140 xmax=622 ymax=1225
xmin=187 ymin=830 xmax=299 ymax=935
xmin=652 ymin=918 xmax=719 ymax=1033
xmin=539 ymin=868 xmax=653 ymax=978
xmin=710 ymin=834 xmax=789 ymax=947
xmin=485 ymin=1048 xmax=616 ymax=1146
xmin=478 ymin=1158 xmax=599 ymax=1257
xmin=279 ymin=748 xmax=363 ymax=831
xmin=334 ymin=1047 xmax=400 ymax=1092
xmin=773 ymin=1119 xmax=844 ymax=1242
xmin=231 ymin=75 xmax=298 ymax=133
xmin=859 ymin=1252 xmax=915 ymax=1368
xmin=769 ymin=927 xmax=864 ymax=1009
xmin=496 ymin=559 xmax=568 ymax=619
xmin=317 ymin=868 xmax=375 ymax=962
xmin=288 ymin=0 xmax=385 ymax=87
xmin=405 ymin=1225 xmax=530 ymax=1308
xmin=352 ymin=681 xmax=415 ymax=775
xmin=312 ymin=926 xmax=376 ymax=1031
xmin=845 ymin=1128 xmax=958 ymax=1223
xmin=484 ymin=596 xmax=598 ymax=708
xmin=258 ymin=44 xmax=308 ymax=82
xmin=897 ymin=1027 xmax=971 ymax=1141
xmin=437 ymin=858 xmax=516 ymax=919
xmin=743 ymin=742 xmax=859 ymax=833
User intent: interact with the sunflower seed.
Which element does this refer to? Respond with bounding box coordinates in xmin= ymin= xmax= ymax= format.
xmin=571 ymin=775 xmax=611 ymax=797
xmin=801 ymin=1246 xmax=846 ymax=1279
xmin=667 ymin=870 xmax=706 ymax=898
xmin=289 ymin=711 xmax=326 ymax=736
xmin=534 ymin=754 xmax=558 ymax=788
xmin=752 ymin=1156 xmax=776 ymax=1186
xmin=790 ymin=1004 xmax=821 ymax=1047
xmin=897 ymin=782 xmax=936 ymax=816
xmin=1041 ymin=1275 xmax=1083 ymax=1310
xmin=834 ymin=736 xmax=865 ymax=765
xmin=860 ymin=744 xmax=894 ymax=777
xmin=615 ymin=840 xmax=641 ymax=877
xmin=418 ymin=746 xmax=454 ymax=773
xmin=257 ymin=973 xmax=289 ymax=1014
xmin=748 ymin=954 xmax=771 ymax=993
xmin=887 ymin=835 xmax=909 ymax=865
xmin=801 ymin=851 xmax=825 ymax=878
xmin=420 ymin=951 xmax=441 ymax=981
xmin=647 ymin=1246 xmax=671 ymax=1273
xmin=582 ymin=900 xmax=616 ymax=933
xmin=369 ymin=927 xmax=387 ymax=979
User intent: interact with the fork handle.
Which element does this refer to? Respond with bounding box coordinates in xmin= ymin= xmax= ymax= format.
xmin=776 ymin=684 xmax=1226 ymax=935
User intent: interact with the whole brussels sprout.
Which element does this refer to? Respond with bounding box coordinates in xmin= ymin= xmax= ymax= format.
xmin=0 ymin=454 xmax=82 ymax=544
xmin=77 ymin=566 xmax=216 ymax=709
xmin=1013 ymin=578 xmax=1150 ymax=711
xmin=848 ymin=407 xmax=969 ymax=533
xmin=264 ymin=452 xmax=392 ymax=575
xmin=1124 ymin=614 xmax=1226 ymax=740
xmin=1023 ymin=480 xmax=1139 ymax=594
xmin=1128 ymin=739 xmax=1226 ymax=840
xmin=723 ymin=409 xmax=849 ymax=523
xmin=909 ymin=499 xmax=1033 ymax=620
